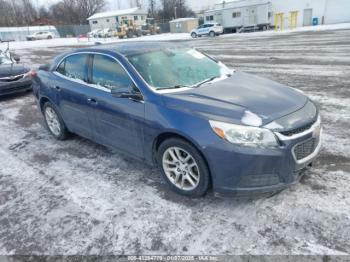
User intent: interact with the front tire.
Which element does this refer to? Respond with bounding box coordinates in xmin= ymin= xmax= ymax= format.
xmin=43 ymin=102 xmax=68 ymax=140
xmin=191 ymin=32 xmax=197 ymax=38
xmin=157 ymin=138 xmax=210 ymax=197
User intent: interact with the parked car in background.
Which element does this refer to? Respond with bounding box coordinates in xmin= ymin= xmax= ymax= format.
xmin=191 ymin=23 xmax=224 ymax=38
xmin=87 ymin=29 xmax=102 ymax=38
xmin=33 ymin=42 xmax=321 ymax=198
xmin=98 ymin=28 xmax=115 ymax=38
xmin=0 ymin=49 xmax=33 ymax=96
xmin=26 ymin=31 xmax=54 ymax=41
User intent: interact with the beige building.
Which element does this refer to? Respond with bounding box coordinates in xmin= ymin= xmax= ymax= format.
xmin=87 ymin=7 xmax=148 ymax=31
xmin=169 ymin=18 xmax=199 ymax=33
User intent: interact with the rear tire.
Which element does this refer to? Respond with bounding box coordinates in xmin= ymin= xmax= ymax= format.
xmin=157 ymin=138 xmax=210 ymax=197
xmin=43 ymin=102 xmax=68 ymax=140
xmin=209 ymin=31 xmax=215 ymax=37
xmin=47 ymin=35 xmax=53 ymax=39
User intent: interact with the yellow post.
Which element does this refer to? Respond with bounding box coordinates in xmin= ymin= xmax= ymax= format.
xmin=289 ymin=11 xmax=299 ymax=30
xmin=275 ymin=13 xmax=278 ymax=31
xmin=275 ymin=13 xmax=284 ymax=31
xmin=280 ymin=13 xmax=283 ymax=31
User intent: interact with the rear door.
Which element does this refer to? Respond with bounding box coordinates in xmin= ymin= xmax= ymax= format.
xmin=87 ymin=54 xmax=145 ymax=158
xmin=53 ymin=53 xmax=95 ymax=140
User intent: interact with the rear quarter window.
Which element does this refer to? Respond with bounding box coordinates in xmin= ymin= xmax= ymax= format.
xmin=56 ymin=54 xmax=88 ymax=81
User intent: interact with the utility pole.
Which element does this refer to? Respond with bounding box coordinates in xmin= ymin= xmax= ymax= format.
xmin=174 ymin=6 xmax=177 ymax=19
xmin=134 ymin=0 xmax=141 ymax=8
xmin=10 ymin=0 xmax=19 ymax=26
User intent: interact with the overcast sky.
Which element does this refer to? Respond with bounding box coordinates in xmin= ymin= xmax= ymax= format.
xmin=36 ymin=0 xmax=220 ymax=12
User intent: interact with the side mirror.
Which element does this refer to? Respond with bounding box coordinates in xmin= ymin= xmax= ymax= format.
xmin=13 ymin=56 xmax=20 ymax=63
xmin=111 ymin=85 xmax=143 ymax=101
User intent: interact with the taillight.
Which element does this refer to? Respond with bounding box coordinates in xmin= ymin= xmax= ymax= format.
xmin=30 ymin=70 xmax=37 ymax=77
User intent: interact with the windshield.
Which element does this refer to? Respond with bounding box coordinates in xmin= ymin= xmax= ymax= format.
xmin=0 ymin=51 xmax=13 ymax=65
xmin=127 ymin=48 xmax=231 ymax=89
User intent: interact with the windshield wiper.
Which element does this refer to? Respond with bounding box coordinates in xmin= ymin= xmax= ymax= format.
xmin=195 ymin=76 xmax=220 ymax=88
xmin=157 ymin=85 xmax=189 ymax=91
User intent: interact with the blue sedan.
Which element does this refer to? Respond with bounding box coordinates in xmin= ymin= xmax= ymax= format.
xmin=32 ymin=42 xmax=321 ymax=197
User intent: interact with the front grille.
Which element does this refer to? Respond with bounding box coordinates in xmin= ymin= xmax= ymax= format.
xmin=280 ymin=120 xmax=315 ymax=136
xmin=293 ymin=138 xmax=317 ymax=160
xmin=0 ymin=74 xmax=25 ymax=82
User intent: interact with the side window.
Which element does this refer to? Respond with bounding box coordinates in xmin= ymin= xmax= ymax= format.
xmin=91 ymin=55 xmax=133 ymax=90
xmin=56 ymin=60 xmax=65 ymax=75
xmin=232 ymin=12 xmax=241 ymax=18
xmin=56 ymin=54 xmax=88 ymax=81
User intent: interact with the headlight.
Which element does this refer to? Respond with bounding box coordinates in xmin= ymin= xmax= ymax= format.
xmin=209 ymin=120 xmax=278 ymax=148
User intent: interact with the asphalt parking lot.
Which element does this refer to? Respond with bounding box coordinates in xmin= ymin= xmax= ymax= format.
xmin=0 ymin=29 xmax=349 ymax=255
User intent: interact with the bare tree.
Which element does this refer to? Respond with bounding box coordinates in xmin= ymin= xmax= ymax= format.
xmin=0 ymin=0 xmax=38 ymax=27
xmin=50 ymin=0 xmax=106 ymax=24
xmin=156 ymin=0 xmax=195 ymax=20
xmin=148 ymin=0 xmax=156 ymax=17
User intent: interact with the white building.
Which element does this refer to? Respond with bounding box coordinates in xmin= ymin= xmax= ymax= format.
xmin=87 ymin=7 xmax=148 ymax=30
xmin=205 ymin=0 xmax=350 ymax=31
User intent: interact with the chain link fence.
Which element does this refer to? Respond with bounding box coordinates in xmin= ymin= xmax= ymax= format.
xmin=0 ymin=25 xmax=59 ymax=41
xmin=0 ymin=24 xmax=91 ymax=42
xmin=55 ymin=24 xmax=91 ymax=37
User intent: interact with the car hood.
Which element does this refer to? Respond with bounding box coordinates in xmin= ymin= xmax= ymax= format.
xmin=161 ymin=72 xmax=308 ymax=126
xmin=0 ymin=64 xmax=29 ymax=78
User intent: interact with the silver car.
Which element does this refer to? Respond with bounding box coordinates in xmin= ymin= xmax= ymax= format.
xmin=191 ymin=23 xmax=224 ymax=38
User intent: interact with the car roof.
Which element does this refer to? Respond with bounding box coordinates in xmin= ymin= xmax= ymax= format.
xmin=76 ymin=41 xmax=189 ymax=56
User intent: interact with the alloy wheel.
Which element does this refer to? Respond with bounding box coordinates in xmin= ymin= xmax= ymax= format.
xmin=45 ymin=107 xmax=61 ymax=136
xmin=162 ymin=147 xmax=200 ymax=191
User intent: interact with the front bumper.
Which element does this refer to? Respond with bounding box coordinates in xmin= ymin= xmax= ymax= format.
xmin=0 ymin=78 xmax=32 ymax=96
xmin=204 ymin=118 xmax=322 ymax=196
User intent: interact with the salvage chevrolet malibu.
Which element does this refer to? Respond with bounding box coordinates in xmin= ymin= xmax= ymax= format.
xmin=32 ymin=42 xmax=321 ymax=197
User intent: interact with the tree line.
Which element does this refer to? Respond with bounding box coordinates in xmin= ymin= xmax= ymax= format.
xmin=0 ymin=0 xmax=195 ymax=27
xmin=149 ymin=0 xmax=196 ymax=21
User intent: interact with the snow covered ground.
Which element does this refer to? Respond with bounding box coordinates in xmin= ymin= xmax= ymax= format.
xmin=0 ymin=26 xmax=350 ymax=256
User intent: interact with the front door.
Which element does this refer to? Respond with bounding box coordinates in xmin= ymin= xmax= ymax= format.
xmin=303 ymin=9 xmax=313 ymax=26
xmin=88 ymin=54 xmax=145 ymax=158
xmin=248 ymin=7 xmax=257 ymax=25
xmin=197 ymin=24 xmax=207 ymax=35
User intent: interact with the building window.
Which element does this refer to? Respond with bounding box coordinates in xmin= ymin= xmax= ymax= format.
xmin=134 ymin=15 xmax=138 ymax=20
xmin=92 ymin=21 xmax=98 ymax=24
xmin=116 ymin=16 xmax=119 ymax=23
xmin=206 ymin=15 xmax=214 ymax=21
xmin=232 ymin=12 xmax=241 ymax=18
xmin=141 ymin=16 xmax=145 ymax=20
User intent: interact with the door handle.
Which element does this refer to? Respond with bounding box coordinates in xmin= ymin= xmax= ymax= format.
xmin=55 ymin=86 xmax=61 ymax=91
xmin=87 ymin=98 xmax=98 ymax=105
